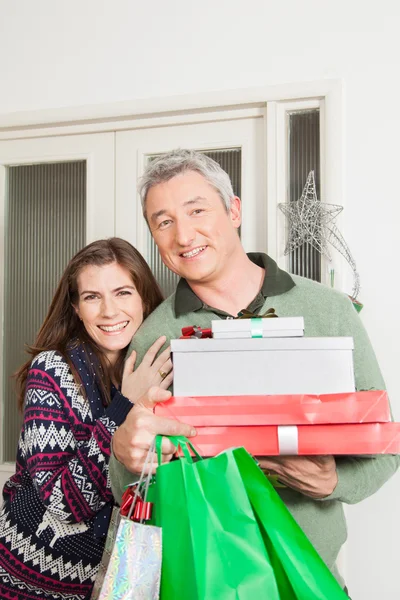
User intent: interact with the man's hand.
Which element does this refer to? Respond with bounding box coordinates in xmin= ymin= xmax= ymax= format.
xmin=257 ymin=455 xmax=338 ymax=499
xmin=113 ymin=386 xmax=196 ymax=474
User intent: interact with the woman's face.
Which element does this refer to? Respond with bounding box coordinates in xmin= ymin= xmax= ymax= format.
xmin=74 ymin=262 xmax=144 ymax=365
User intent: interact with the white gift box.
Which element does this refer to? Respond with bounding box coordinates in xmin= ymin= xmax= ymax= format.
xmin=171 ymin=337 xmax=355 ymax=396
xmin=211 ymin=317 xmax=304 ymax=339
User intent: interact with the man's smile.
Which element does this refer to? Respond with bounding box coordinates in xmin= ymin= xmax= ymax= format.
xmin=180 ymin=246 xmax=207 ymax=259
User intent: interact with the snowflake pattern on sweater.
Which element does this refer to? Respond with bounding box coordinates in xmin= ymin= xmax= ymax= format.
xmin=0 ymin=351 xmax=132 ymax=600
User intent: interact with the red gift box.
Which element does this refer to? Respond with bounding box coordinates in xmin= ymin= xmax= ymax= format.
xmin=155 ymin=391 xmax=390 ymax=426
xmin=192 ymin=423 xmax=400 ymax=456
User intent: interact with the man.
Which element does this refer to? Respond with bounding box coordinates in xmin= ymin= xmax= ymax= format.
xmin=110 ymin=149 xmax=399 ymax=590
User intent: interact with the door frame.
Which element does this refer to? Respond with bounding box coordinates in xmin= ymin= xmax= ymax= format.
xmin=0 ymin=133 xmax=115 ymax=466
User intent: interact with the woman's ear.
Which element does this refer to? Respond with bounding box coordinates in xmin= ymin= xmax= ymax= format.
xmin=72 ymin=304 xmax=81 ymax=320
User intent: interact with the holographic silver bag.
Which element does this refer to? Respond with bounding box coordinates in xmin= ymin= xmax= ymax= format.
xmin=92 ymin=443 xmax=162 ymax=600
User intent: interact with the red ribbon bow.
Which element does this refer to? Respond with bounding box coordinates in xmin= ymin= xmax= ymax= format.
xmin=120 ymin=486 xmax=153 ymax=521
xmin=180 ymin=326 xmax=212 ymax=339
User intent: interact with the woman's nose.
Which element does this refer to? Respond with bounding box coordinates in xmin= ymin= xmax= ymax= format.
xmin=101 ymin=297 xmax=118 ymax=318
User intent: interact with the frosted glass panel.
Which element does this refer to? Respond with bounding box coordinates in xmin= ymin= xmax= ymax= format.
xmin=3 ymin=162 xmax=86 ymax=461
xmin=147 ymin=148 xmax=242 ymax=297
xmin=288 ymin=110 xmax=321 ymax=282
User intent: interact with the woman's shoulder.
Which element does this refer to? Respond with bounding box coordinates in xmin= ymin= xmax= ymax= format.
xmin=29 ymin=350 xmax=77 ymax=393
xmin=30 ymin=349 xmax=69 ymax=372
xmin=28 ymin=350 xmax=89 ymax=415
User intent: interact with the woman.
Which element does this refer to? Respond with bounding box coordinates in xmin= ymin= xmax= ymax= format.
xmin=0 ymin=238 xmax=171 ymax=600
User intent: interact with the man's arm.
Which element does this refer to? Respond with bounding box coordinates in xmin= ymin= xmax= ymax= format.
xmin=324 ymin=295 xmax=399 ymax=503
xmin=110 ymin=387 xmax=196 ymax=503
xmin=261 ymin=294 xmax=399 ymax=501
xmin=110 ymin=300 xmax=193 ymax=504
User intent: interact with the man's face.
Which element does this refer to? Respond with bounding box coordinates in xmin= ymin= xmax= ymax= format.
xmin=146 ymin=171 xmax=242 ymax=285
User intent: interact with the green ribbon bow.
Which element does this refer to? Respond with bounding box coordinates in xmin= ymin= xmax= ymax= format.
xmin=236 ymin=307 xmax=278 ymax=338
xmin=236 ymin=307 xmax=278 ymax=319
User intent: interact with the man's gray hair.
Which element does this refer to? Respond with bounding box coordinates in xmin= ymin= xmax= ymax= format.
xmin=138 ymin=148 xmax=235 ymax=215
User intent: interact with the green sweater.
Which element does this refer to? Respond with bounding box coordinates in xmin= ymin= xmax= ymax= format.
xmin=109 ymin=271 xmax=399 ymax=586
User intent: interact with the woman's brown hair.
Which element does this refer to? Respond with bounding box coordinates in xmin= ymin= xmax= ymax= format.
xmin=15 ymin=238 xmax=163 ymax=410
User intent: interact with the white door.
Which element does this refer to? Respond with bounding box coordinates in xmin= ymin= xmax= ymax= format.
xmin=115 ymin=117 xmax=265 ymax=292
xmin=0 ymin=133 xmax=115 ymax=242
xmin=0 ymin=132 xmax=115 ymax=484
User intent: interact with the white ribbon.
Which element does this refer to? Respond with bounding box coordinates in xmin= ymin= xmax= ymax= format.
xmin=277 ymin=425 xmax=299 ymax=455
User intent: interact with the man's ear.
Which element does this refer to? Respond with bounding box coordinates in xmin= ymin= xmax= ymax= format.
xmin=229 ymin=196 xmax=242 ymax=229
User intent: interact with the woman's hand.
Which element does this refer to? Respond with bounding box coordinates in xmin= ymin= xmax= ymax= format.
xmin=121 ymin=336 xmax=173 ymax=404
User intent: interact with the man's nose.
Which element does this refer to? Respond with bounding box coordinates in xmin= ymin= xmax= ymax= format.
xmin=174 ymin=218 xmax=195 ymax=247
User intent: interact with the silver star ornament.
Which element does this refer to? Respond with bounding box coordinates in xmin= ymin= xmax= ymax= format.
xmin=278 ymin=171 xmax=360 ymax=300
xmin=278 ymin=171 xmax=342 ymax=260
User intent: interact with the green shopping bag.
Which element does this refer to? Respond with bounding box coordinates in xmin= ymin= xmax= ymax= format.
xmin=154 ymin=436 xmax=280 ymax=600
xmin=233 ymin=447 xmax=348 ymax=599
xmin=154 ymin=436 xmax=348 ymax=600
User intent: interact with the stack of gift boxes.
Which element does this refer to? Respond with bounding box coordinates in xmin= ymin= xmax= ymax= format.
xmin=155 ymin=317 xmax=400 ymax=456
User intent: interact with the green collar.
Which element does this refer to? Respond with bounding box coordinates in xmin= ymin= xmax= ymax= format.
xmin=174 ymin=252 xmax=295 ymax=317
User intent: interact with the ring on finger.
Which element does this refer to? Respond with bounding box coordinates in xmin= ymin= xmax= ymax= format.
xmin=159 ymin=369 xmax=168 ymax=380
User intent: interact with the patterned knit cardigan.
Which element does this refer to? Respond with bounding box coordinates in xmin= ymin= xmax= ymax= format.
xmin=0 ymin=350 xmax=132 ymax=600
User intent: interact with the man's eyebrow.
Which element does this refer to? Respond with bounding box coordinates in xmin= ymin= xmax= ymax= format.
xmin=150 ymin=209 xmax=168 ymax=224
xmin=183 ymin=196 xmax=207 ymax=206
xmin=79 ymin=285 xmax=135 ymax=296
xmin=150 ymin=196 xmax=208 ymax=223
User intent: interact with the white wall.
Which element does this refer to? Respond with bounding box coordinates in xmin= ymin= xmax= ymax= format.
xmin=1 ymin=0 xmax=399 ymax=597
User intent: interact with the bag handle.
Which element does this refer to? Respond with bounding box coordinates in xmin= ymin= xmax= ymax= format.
xmin=126 ymin=440 xmax=155 ymax=521
xmin=155 ymin=434 xmax=202 ymax=466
